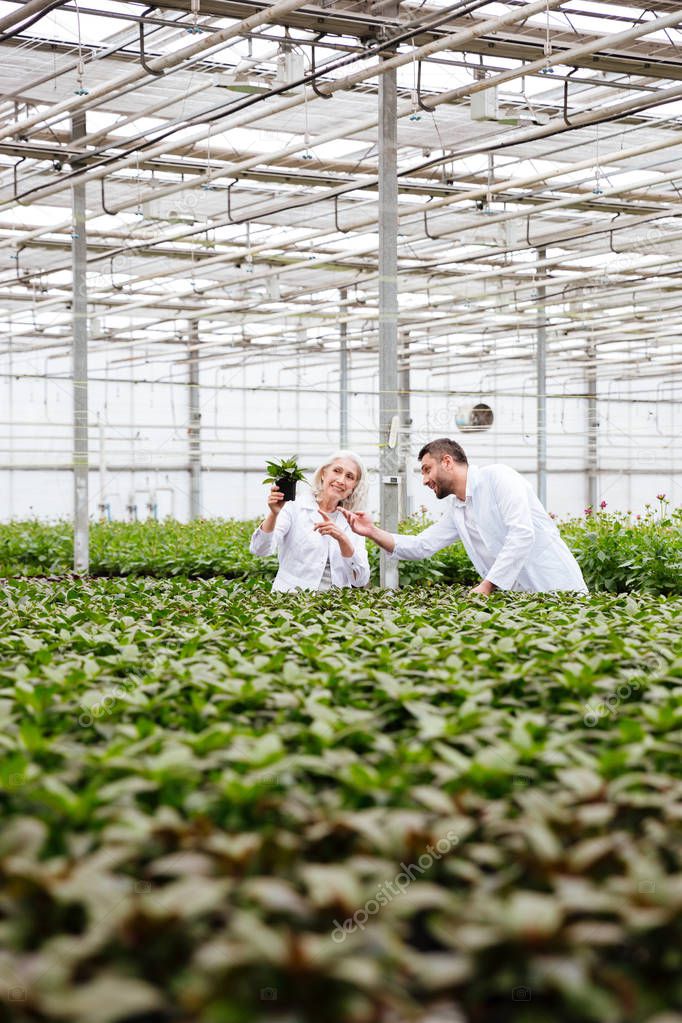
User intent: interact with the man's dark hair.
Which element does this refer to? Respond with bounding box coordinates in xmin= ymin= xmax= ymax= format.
xmin=418 ymin=438 xmax=468 ymax=464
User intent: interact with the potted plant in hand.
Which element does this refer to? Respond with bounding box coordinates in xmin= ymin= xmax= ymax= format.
xmin=263 ymin=456 xmax=306 ymax=503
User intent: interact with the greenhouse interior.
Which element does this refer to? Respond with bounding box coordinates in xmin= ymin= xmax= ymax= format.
xmin=0 ymin=0 xmax=680 ymax=1021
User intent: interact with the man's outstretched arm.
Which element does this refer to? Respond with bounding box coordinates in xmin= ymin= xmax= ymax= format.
xmin=341 ymin=509 xmax=459 ymax=561
xmin=339 ymin=510 xmax=396 ymax=553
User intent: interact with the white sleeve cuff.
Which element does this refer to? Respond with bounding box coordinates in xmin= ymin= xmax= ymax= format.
xmin=249 ymin=526 xmax=276 ymax=556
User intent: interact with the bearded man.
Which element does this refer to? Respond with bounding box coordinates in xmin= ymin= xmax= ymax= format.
xmin=342 ymin=438 xmax=587 ymax=595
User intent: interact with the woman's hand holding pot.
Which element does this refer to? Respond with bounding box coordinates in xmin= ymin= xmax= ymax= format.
xmin=260 ymin=486 xmax=285 ymax=533
xmin=267 ymin=485 xmax=285 ymax=515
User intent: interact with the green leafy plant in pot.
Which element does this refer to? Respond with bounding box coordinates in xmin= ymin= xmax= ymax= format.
xmin=263 ymin=456 xmax=306 ymax=503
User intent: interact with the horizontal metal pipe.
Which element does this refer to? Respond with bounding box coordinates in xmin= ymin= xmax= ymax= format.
xmin=0 ymin=0 xmax=313 ymax=145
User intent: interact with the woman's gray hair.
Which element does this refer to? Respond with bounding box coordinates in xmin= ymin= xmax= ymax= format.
xmin=311 ymin=450 xmax=369 ymax=512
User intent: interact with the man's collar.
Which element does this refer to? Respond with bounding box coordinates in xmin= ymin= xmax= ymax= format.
xmin=454 ymin=464 xmax=479 ymax=505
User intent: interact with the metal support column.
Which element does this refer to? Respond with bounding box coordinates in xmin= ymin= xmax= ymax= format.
xmin=378 ymin=50 xmax=400 ymax=589
xmin=586 ymin=339 xmax=599 ymax=509
xmin=97 ymin=413 xmax=108 ymax=521
xmin=7 ymin=328 xmax=13 ymax=520
xmin=339 ymin=288 xmax=349 ymax=448
xmin=536 ymin=247 xmax=547 ymax=506
xmin=71 ymin=112 xmax=89 ymax=573
xmin=188 ymin=320 xmax=202 ymax=519
xmin=398 ymin=338 xmax=411 ymax=519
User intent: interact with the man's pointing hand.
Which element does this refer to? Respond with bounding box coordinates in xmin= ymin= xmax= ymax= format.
xmin=339 ymin=508 xmax=375 ymax=537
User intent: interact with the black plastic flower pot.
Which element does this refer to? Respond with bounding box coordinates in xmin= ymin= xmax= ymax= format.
xmin=276 ymin=476 xmax=297 ymax=502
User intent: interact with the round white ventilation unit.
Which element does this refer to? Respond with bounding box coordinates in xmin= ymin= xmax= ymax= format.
xmin=455 ymin=402 xmax=494 ymax=432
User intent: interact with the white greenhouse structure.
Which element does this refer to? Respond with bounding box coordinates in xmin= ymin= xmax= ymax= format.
xmin=0 ymin=0 xmax=680 ymax=568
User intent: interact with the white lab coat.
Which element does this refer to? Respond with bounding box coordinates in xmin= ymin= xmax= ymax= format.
xmin=389 ymin=464 xmax=587 ymax=593
xmin=250 ymin=492 xmax=370 ymax=593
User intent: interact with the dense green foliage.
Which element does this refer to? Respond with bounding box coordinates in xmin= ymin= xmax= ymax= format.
xmin=0 ymin=503 xmax=679 ymax=593
xmin=560 ymin=503 xmax=681 ymax=594
xmin=0 ymin=519 xmax=270 ymax=581
xmin=0 ymin=579 xmax=680 ymax=1022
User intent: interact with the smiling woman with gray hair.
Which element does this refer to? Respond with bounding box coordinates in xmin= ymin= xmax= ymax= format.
xmin=249 ymin=450 xmax=371 ymax=592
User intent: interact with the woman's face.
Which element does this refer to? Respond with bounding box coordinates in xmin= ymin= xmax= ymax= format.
xmin=320 ymin=457 xmax=359 ymax=504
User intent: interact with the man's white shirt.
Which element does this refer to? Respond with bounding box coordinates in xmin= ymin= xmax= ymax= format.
xmin=389 ymin=464 xmax=587 ymax=593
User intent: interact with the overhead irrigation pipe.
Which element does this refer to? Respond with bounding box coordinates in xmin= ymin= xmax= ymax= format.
xmin=16 ymin=4 xmax=682 ymax=291
xmin=114 ymin=288 xmax=682 ymax=374
xmin=0 ymin=0 xmax=499 ymax=181
xmin=394 ymin=128 xmax=682 ymax=232
xmin=3 ymin=145 xmax=678 ymax=310
xmin=382 ymin=282 xmax=682 ymax=350
xmin=19 ymin=0 xmax=506 ymax=160
xmin=82 ymin=173 xmax=682 ymax=351
xmin=15 ymin=105 xmax=682 ymax=307
xmin=0 ymin=17 xmax=222 ymax=198
xmin=0 ymin=0 xmax=315 ymax=144
xmin=416 ymin=5 xmax=682 ymax=111
xmin=3 ymin=0 xmax=571 ymax=209
xmin=410 ymin=164 xmax=682 ymax=248
xmin=0 ymin=7 xmax=193 ymax=107
xmin=11 ymin=203 xmax=682 ymax=357
xmin=119 ymin=235 xmax=682 ymax=366
xmin=87 ymin=227 xmax=682 ymax=336
xmin=8 ymin=102 xmax=384 ymax=242
xmin=5 ymin=7 xmax=682 ymax=306
xmin=369 ymin=231 xmax=682 ymax=328
xmin=7 ymin=107 xmax=682 ymax=337
xmin=7 ymin=157 xmax=682 ymax=347
xmin=358 ymin=232 xmax=682 ymax=325
xmin=7 ymin=16 xmax=269 ymax=196
xmin=404 ymin=256 xmax=682 ymax=331
xmin=96 ymin=97 xmax=682 ymax=281
xmin=7 ymin=2 xmax=674 ymax=259
xmin=0 ymin=0 xmax=68 ymax=35
xmin=20 ymin=300 xmax=682 ymax=371
xmin=68 ymin=0 xmax=494 ymax=148
xmin=374 ymin=308 xmax=682 ymax=357
xmin=106 ymin=263 xmax=682 ymax=356
xmin=0 ymin=6 xmax=182 ymax=114
xmin=409 ymin=288 xmax=682 ymax=338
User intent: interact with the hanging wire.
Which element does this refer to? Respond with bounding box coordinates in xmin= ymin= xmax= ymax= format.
xmin=188 ymin=0 xmax=202 ymax=34
xmin=593 ymin=123 xmax=603 ymax=194
xmin=73 ymin=0 xmax=88 ymax=94
xmin=541 ymin=0 xmax=554 ymax=75
xmin=410 ymin=42 xmax=421 ymax=121
xmin=302 ymin=81 xmax=314 ymax=160
xmin=245 ymin=223 xmax=253 ymax=272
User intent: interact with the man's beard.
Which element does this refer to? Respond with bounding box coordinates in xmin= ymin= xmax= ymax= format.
xmin=434 ymin=475 xmax=454 ymax=499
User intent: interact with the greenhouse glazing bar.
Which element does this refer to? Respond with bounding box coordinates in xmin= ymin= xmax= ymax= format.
xmin=536 ymin=247 xmax=547 ymax=507
xmin=378 ymin=47 xmax=400 ymax=590
xmin=189 ymin=320 xmax=202 ymax=520
xmin=71 ymin=111 xmax=89 ymax=574
xmin=339 ymin=288 xmax=348 ymax=449
xmin=586 ymin=342 xmax=599 ymax=510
